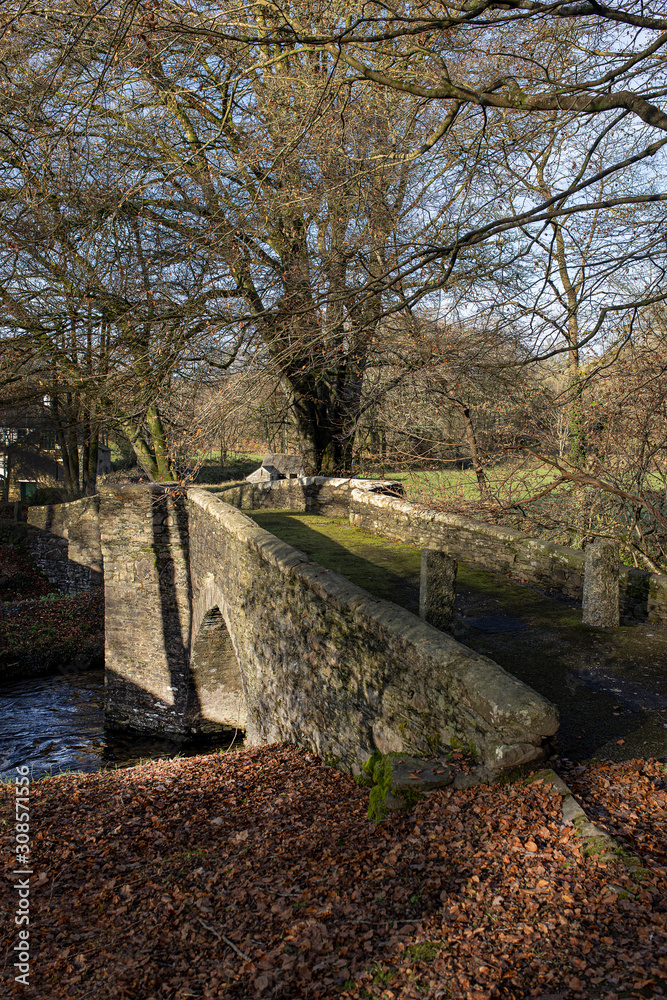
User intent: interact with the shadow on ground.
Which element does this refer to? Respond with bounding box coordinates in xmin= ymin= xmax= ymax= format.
xmin=249 ymin=509 xmax=667 ymax=765
xmin=192 ymin=455 xmax=261 ymax=484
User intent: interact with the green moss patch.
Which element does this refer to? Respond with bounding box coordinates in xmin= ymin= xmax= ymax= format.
xmin=248 ymin=509 xmax=421 ymax=608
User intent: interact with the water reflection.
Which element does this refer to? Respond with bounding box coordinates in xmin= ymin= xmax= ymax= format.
xmin=0 ymin=668 xmax=243 ymax=780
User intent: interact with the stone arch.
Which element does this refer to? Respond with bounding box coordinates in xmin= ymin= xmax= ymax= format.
xmin=188 ymin=579 xmax=247 ymax=733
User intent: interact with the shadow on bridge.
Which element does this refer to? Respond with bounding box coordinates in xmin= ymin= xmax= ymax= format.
xmin=247 ymin=510 xmax=421 ymax=612
xmin=151 ymin=491 xmax=203 ymax=729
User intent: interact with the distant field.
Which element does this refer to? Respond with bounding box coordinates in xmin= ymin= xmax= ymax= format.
xmin=140 ymin=447 xmax=662 ymax=563
xmin=362 ymin=462 xmax=563 ymax=505
xmin=190 ymin=454 xmax=566 ymax=505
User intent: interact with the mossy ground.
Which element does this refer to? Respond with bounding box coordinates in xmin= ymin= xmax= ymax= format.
xmin=249 ymin=509 xmax=667 ymax=764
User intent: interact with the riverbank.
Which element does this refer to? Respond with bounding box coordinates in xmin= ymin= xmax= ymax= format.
xmin=0 ymin=530 xmax=104 ymax=682
xmin=1 ymin=745 xmax=665 ymax=999
xmin=0 ymin=588 xmax=104 ymax=683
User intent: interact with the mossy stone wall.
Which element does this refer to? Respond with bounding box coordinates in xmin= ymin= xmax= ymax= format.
xmin=24 ymin=496 xmax=102 ymax=593
xmin=100 ymin=484 xmax=559 ymax=772
xmin=349 ymin=490 xmax=667 ymax=623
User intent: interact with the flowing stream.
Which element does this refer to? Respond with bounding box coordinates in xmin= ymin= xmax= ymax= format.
xmin=0 ymin=668 xmax=242 ymax=781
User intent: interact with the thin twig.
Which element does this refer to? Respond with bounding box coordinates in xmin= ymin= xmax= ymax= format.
xmin=195 ymin=916 xmax=250 ymax=961
xmin=48 ymin=862 xmax=77 ymax=903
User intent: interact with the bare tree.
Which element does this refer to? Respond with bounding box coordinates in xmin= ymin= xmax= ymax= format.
xmin=199 ymin=2 xmax=667 ymax=322
xmin=0 ymin=35 xmax=246 ymax=481
xmin=3 ymin=0 xmax=667 ymax=481
xmin=1 ymin=1 xmax=482 ymax=471
xmin=459 ymin=110 xmax=667 ymax=464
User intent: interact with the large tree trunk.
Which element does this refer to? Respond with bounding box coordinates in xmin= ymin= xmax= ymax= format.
xmin=121 ymin=422 xmax=160 ymax=480
xmin=121 ymin=405 xmax=175 ymax=481
xmin=145 ymin=405 xmax=173 ymax=480
xmin=290 ymin=366 xmax=363 ymax=474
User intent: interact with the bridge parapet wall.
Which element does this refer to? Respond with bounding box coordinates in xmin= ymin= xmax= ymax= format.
xmin=208 ymin=476 xmax=402 ymax=517
xmin=187 ymin=488 xmax=558 ymax=774
xmin=349 ymin=489 xmax=667 ymax=623
xmin=25 ymin=496 xmax=102 ymax=593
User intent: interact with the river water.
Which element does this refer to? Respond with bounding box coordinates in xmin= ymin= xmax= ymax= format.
xmin=0 ymin=668 xmax=242 ymax=781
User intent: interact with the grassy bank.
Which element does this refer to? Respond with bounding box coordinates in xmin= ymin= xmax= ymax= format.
xmin=356 ymin=461 xmax=562 ymax=506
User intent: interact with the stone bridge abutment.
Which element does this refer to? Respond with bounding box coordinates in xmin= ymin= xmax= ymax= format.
xmin=99 ymin=484 xmax=245 ymax=738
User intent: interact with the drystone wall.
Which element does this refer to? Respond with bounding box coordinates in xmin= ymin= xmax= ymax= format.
xmin=100 ymin=482 xmax=559 ymax=773
xmin=349 ymin=489 xmax=667 ymax=623
xmin=24 ymin=496 xmax=102 ymax=593
xmin=209 ymin=476 xmax=402 ymax=517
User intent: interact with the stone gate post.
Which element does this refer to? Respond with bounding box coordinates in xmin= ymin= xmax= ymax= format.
xmin=582 ymin=539 xmax=620 ymax=627
xmin=419 ymin=548 xmax=458 ymax=631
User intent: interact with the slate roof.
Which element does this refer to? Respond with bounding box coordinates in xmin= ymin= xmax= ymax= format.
xmin=262 ymin=453 xmax=305 ymax=477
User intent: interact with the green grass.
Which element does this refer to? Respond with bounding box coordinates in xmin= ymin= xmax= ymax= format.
xmin=248 ymin=510 xmax=421 ymax=609
xmin=191 ymin=452 xmax=264 ymax=485
xmin=371 ymin=964 xmax=394 ymax=987
xmin=405 ymin=942 xmax=441 ymax=963
xmin=358 ymin=461 xmax=563 ymax=506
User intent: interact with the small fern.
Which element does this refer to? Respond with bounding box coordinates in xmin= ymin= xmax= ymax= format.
xmin=364 ymin=752 xmax=394 ymax=823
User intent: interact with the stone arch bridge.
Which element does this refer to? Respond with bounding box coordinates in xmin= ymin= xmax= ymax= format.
xmin=90 ymin=479 xmax=557 ymax=776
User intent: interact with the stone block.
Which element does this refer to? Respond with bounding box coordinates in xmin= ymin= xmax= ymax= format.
xmin=387 ymin=755 xmax=453 ymax=793
xmin=419 ymin=548 xmax=457 ymax=631
xmin=583 ymin=539 xmax=620 ymax=627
